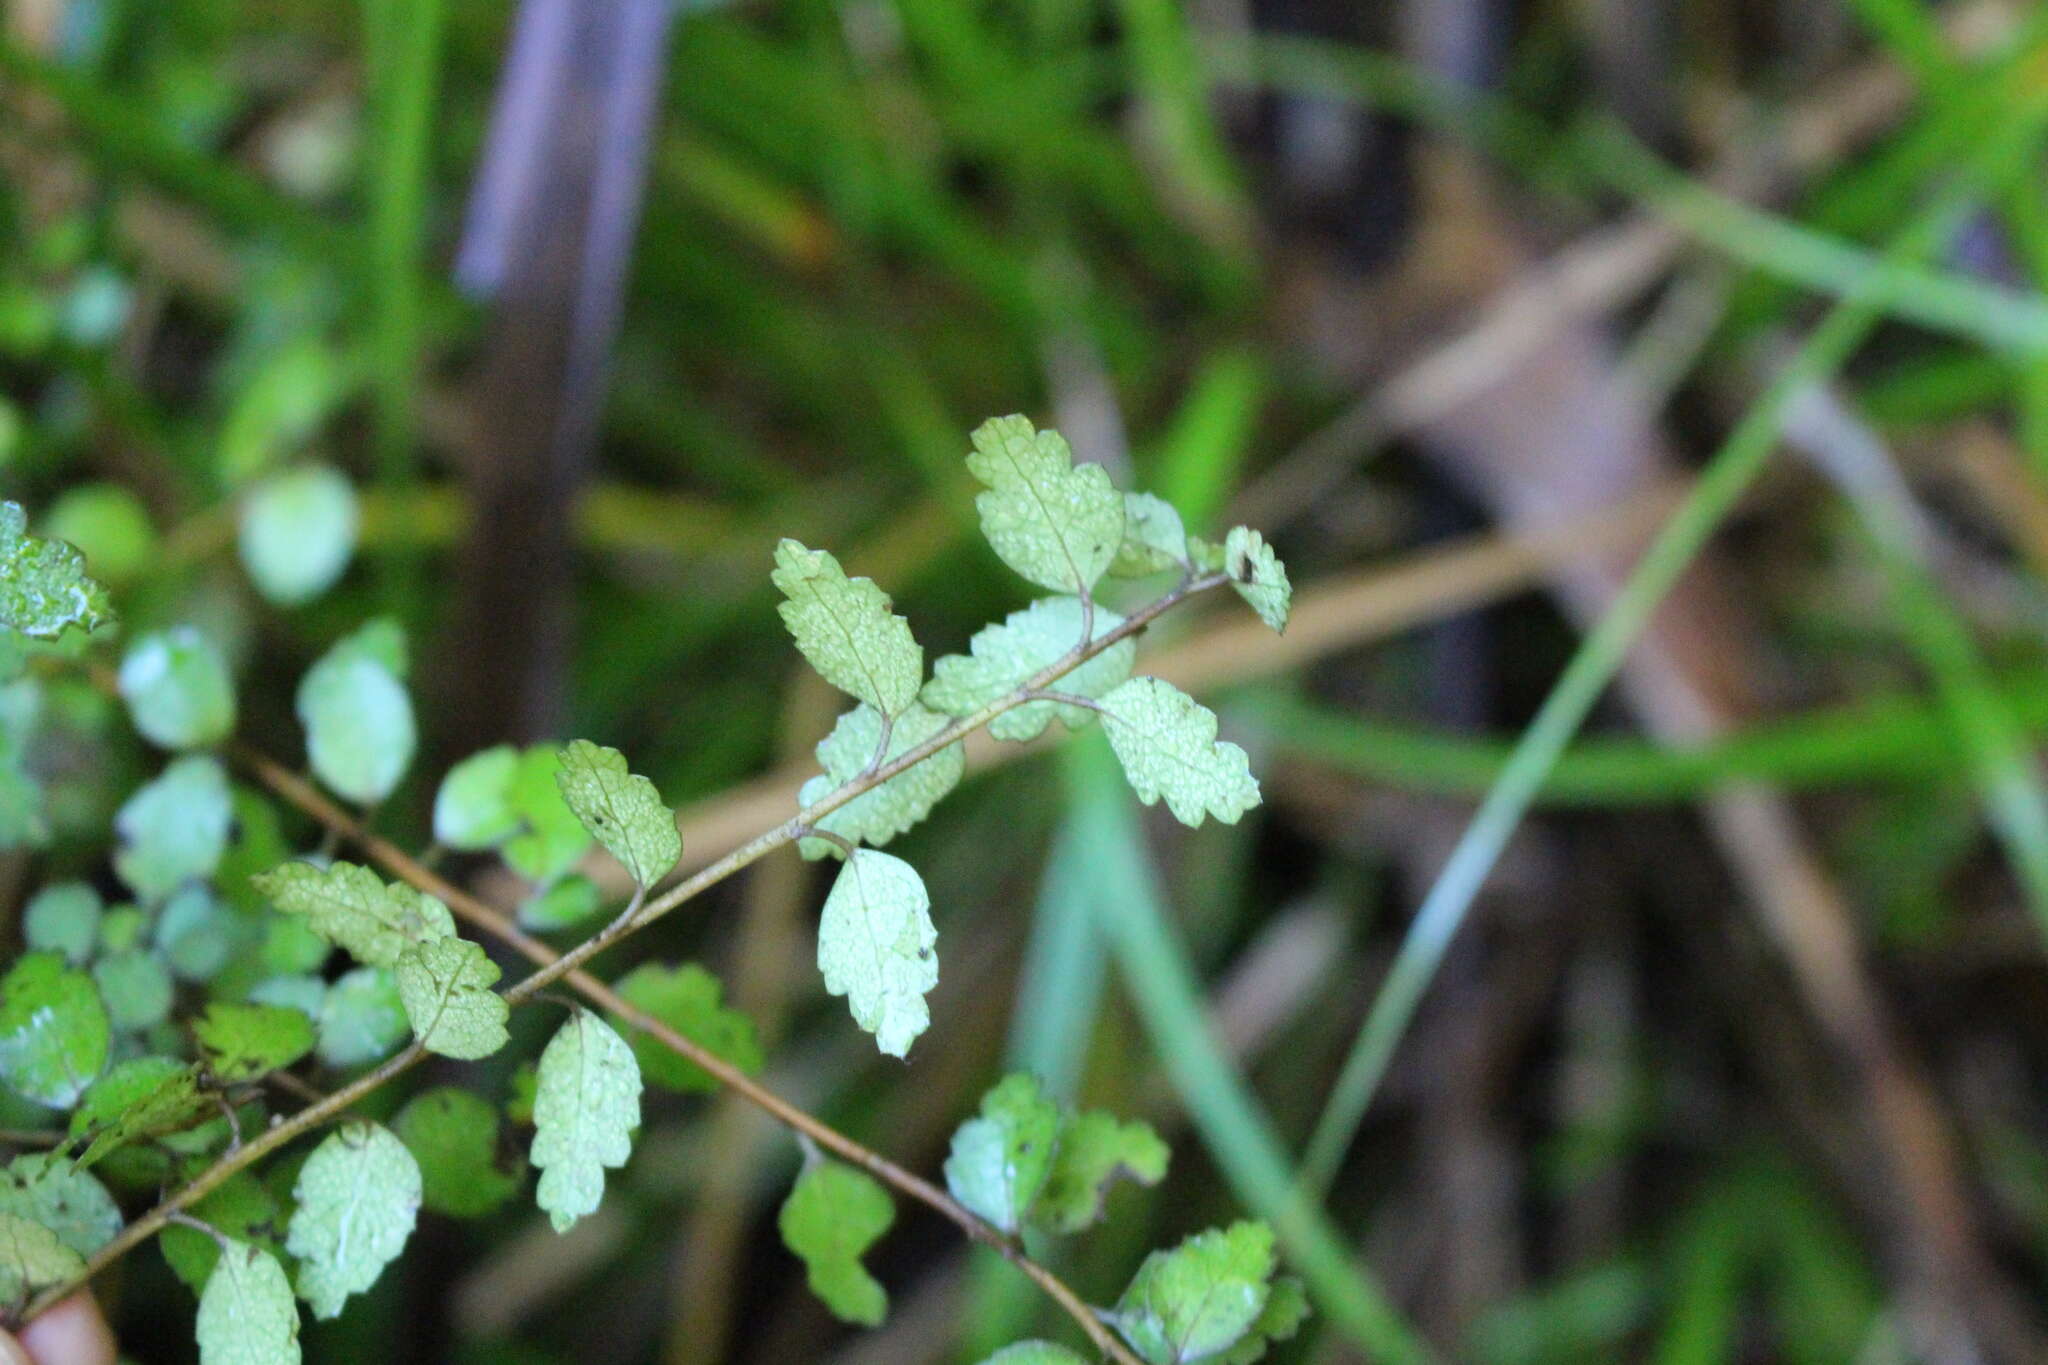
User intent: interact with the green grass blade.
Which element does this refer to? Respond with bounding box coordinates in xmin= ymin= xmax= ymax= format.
xmin=1295 ymin=94 xmax=2048 ymax=1198
xmin=1071 ymin=739 xmax=1436 ymax=1365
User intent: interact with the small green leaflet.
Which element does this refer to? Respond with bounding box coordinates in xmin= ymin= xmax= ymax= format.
xmin=1035 ymin=1110 xmax=1169 ymax=1235
xmin=238 ymin=463 xmax=359 ymax=606
xmin=159 ymin=885 xmax=240 ymax=983
xmin=922 ymin=596 xmax=1134 ymax=743
xmin=253 ymin=861 xmax=455 ymax=968
xmin=328 ymin=617 xmax=408 ymax=678
xmin=943 ymin=1074 xmax=1059 ymax=1235
xmin=392 ymin=1088 xmax=524 ymax=1219
xmin=519 ymin=875 xmax=602 ymax=931
xmin=162 ymin=1173 xmax=282 ymax=1294
xmin=432 ymin=745 xmax=522 ymax=851
xmin=978 ymin=1345 xmax=1089 ymax=1365
xmin=114 ymin=756 xmax=233 ymax=903
xmin=286 ymin=1121 xmax=421 ymax=1319
xmin=23 ymin=882 xmax=101 ymax=964
xmin=0 ymin=1210 xmax=84 ymax=1308
xmin=0 ymin=952 xmax=109 ymax=1108
xmin=1111 ymin=493 xmax=1190 ymax=577
xmin=93 ymin=950 xmax=174 ymax=1031
xmin=68 ymin=1057 xmax=208 ymax=1166
xmin=502 ymin=745 xmax=594 ymax=884
xmin=315 ymin=967 xmax=408 ymax=1067
xmin=531 ymin=1008 xmax=641 ymax=1233
xmin=248 ymin=974 xmax=326 ymax=1021
xmin=1097 ymin=678 xmax=1260 ymax=826
xmin=0 ymin=1153 xmax=121 ymax=1257
xmin=118 ymin=628 xmax=236 ymax=751
xmin=42 ymin=484 xmax=154 ymax=584
xmin=611 ymin=962 xmax=762 ymax=1092
xmin=296 ymin=631 xmax=415 ymax=805
xmin=1222 ymin=527 xmax=1290 ymax=633
xmin=965 ymin=415 xmax=1124 ymax=595
xmin=554 ymin=739 xmax=681 ymax=888
xmin=0 ymin=501 xmax=111 ymax=639
xmin=395 ymin=937 xmax=509 ymax=1060
xmin=772 ymin=539 xmax=922 ymax=717
xmin=817 ymin=850 xmax=937 ymax=1058
xmin=98 ymin=906 xmax=145 ymax=953
xmin=1112 ymin=1221 xmax=1279 ymax=1365
xmin=196 ymin=1240 xmax=301 ymax=1365
xmin=778 ymin=1157 xmax=893 ymax=1326
xmin=1219 ymin=1277 xmax=1309 ymax=1365
xmin=193 ymin=1002 xmax=316 ymax=1084
xmin=797 ymin=703 xmax=963 ymax=859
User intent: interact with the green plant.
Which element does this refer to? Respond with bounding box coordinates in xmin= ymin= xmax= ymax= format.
xmin=0 ymin=414 xmax=1301 ymax=1365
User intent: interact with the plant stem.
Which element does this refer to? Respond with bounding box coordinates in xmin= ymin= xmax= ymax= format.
xmin=30 ymin=573 xmax=1227 ymax=1363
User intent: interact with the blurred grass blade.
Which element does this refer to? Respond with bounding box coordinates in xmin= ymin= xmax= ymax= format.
xmin=1782 ymin=385 xmax=2048 ymax=937
xmin=1296 ymin=90 xmax=2048 ymax=1198
xmin=1071 ymin=739 xmax=1436 ymax=1365
xmin=1577 ymin=118 xmax=2048 ymax=357
xmin=362 ymin=0 xmax=448 ymax=607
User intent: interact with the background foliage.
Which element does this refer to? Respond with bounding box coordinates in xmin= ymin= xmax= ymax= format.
xmin=6 ymin=0 xmax=2048 ymax=1362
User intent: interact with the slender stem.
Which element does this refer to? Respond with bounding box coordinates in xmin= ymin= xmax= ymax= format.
xmin=28 ymin=576 xmax=1224 ymax=1363
xmin=21 ymin=1043 xmax=425 ymax=1322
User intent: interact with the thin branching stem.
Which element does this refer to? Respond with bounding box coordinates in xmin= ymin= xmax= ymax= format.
xmin=29 ymin=572 xmax=1230 ymax=1362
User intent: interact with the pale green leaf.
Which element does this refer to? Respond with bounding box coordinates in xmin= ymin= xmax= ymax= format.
xmin=42 ymin=484 xmax=155 ymax=584
xmin=253 ymin=861 xmax=455 ymax=968
xmin=554 ymin=739 xmax=681 ymax=888
xmin=531 ymin=1008 xmax=641 ymax=1233
xmin=193 ymin=1002 xmax=316 ymax=1084
xmin=314 ymin=967 xmax=407 ymax=1068
xmin=922 ymin=596 xmax=1133 ymax=743
xmin=778 ymin=1158 xmax=893 ymax=1326
xmin=114 ymin=756 xmax=232 ymax=903
xmin=247 ymin=975 xmax=327 ymax=1023
xmin=218 ymin=333 xmax=344 ymax=482
xmin=501 ymin=746 xmax=594 ymax=884
xmin=796 ymin=703 xmax=963 ymax=859
xmin=238 ymin=463 xmax=358 ymax=606
xmin=965 ymin=415 xmax=1123 ymax=595
xmin=1222 ymin=527 xmax=1290 ymax=633
xmin=285 ymin=1121 xmax=420 ymax=1319
xmin=0 ymin=1153 xmax=121 ymax=1257
xmin=1033 ymin=1111 xmax=1169 ymax=1235
xmin=772 ymin=539 xmax=922 ymax=717
xmin=942 ymin=1073 xmax=1059 ymax=1235
xmin=432 ymin=746 xmax=521 ymax=851
xmin=395 ymin=937 xmax=509 ymax=1060
xmin=817 ymin=850 xmax=937 ymax=1058
xmin=92 ymin=950 xmax=173 ymax=1031
xmin=978 ymin=1345 xmax=1090 ymax=1365
xmin=162 ymin=1174 xmax=281 ymax=1294
xmin=23 ymin=882 xmax=100 ymax=965
xmin=118 ymin=629 xmax=235 ymax=751
xmin=391 ymin=1088 xmax=524 ymax=1219
xmin=196 ymin=1239 xmax=301 ymax=1365
xmin=1217 ymin=1277 xmax=1309 ymax=1365
xmin=1113 ymin=1221 xmax=1277 ymax=1365
xmin=327 ymin=618 xmax=408 ymax=679
xmin=1098 ymin=678 xmax=1260 ymax=827
xmin=0 ymin=1210 xmax=84 ymax=1308
xmin=611 ymin=962 xmax=762 ymax=1093
xmin=259 ymin=916 xmax=331 ymax=977
xmin=97 ymin=906 xmax=145 ymax=953
xmin=1110 ymin=493 xmax=1189 ymax=577
xmin=158 ymin=885 xmax=240 ymax=983
xmin=0 ymin=953 xmax=109 ymax=1108
xmin=0 ymin=501 xmax=110 ymax=640
xmin=296 ymin=636 xmax=414 ymax=804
